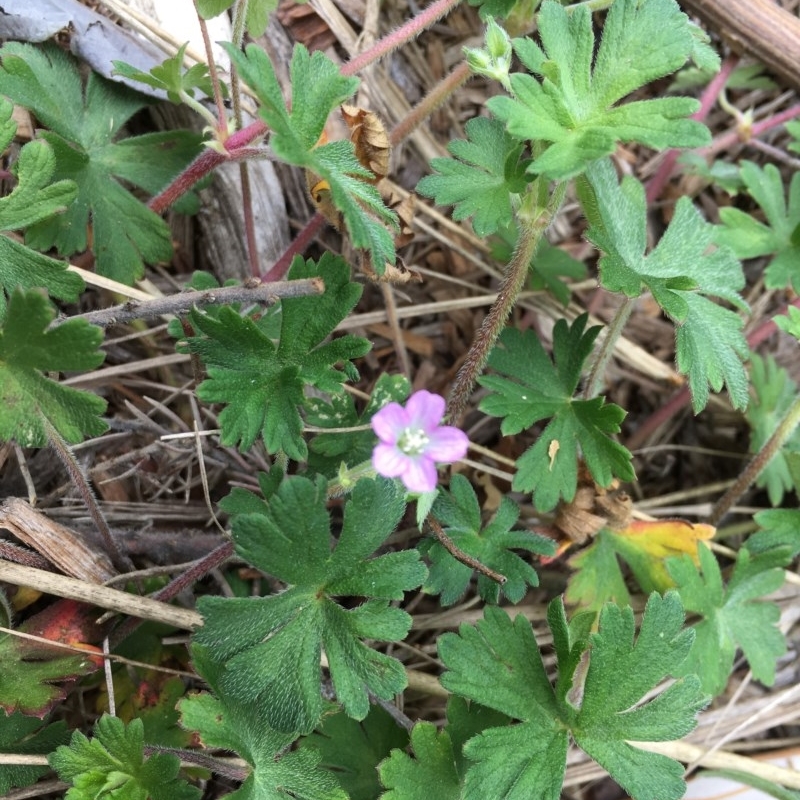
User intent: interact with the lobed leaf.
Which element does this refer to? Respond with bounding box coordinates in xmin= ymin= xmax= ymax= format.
xmin=194 ymin=476 xmax=424 ymax=733
xmin=0 ymin=42 xmax=203 ymax=284
xmin=49 ymin=715 xmax=200 ymax=800
xmin=716 ymin=161 xmax=800 ymax=293
xmin=487 ymin=0 xmax=709 ymax=180
xmin=417 ymin=117 xmax=528 ymax=236
xmin=667 ymin=544 xmax=787 ymax=696
xmin=423 ymin=474 xmax=554 ymax=604
xmin=226 ymin=42 xmax=398 ymax=269
xmin=0 ymin=289 xmax=107 ymax=447
xmin=580 ymin=158 xmax=749 ymax=412
xmin=479 ymin=315 xmax=634 ymax=511
xmin=439 ymin=594 xmax=706 ymax=800
xmin=184 ymin=253 xmax=369 ymax=457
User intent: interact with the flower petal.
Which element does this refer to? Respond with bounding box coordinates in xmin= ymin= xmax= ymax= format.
xmin=426 ymin=426 xmax=469 ymax=462
xmin=404 ymin=390 xmax=446 ymax=432
xmin=371 ymin=402 xmax=408 ymax=443
xmin=372 ymin=443 xmax=410 ymax=478
xmin=401 ymin=456 xmax=438 ymax=493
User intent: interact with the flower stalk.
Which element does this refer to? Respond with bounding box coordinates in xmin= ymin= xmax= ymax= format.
xmin=447 ymin=181 xmax=566 ymax=423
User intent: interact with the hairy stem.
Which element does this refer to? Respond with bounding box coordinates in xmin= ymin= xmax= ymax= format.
xmin=708 ymin=395 xmax=800 ymax=526
xmin=195 ymin=9 xmax=229 ymax=134
xmin=226 ymin=0 xmax=262 ymax=278
xmin=389 ymin=61 xmax=472 ymax=147
xmin=447 ymin=182 xmax=566 ymax=423
xmin=583 ymin=296 xmax=634 ymax=400
xmin=341 ymin=0 xmax=462 ymax=77
xmin=109 ymin=540 xmax=234 ymax=648
xmin=147 ymin=120 xmax=268 ymax=214
xmin=55 ymin=278 xmax=323 ymax=328
xmin=43 ymin=419 xmax=131 ymax=573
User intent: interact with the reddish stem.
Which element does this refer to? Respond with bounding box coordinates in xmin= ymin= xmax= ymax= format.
xmin=626 ymin=297 xmax=800 ymax=451
xmin=109 ymin=540 xmax=234 ymax=647
xmin=261 ymin=213 xmax=326 ymax=281
xmin=148 ymin=120 xmax=267 ymax=214
xmin=645 ymin=54 xmax=740 ymax=204
xmin=341 ymin=0 xmax=462 ymax=77
xmin=702 ymin=103 xmax=800 ymax=158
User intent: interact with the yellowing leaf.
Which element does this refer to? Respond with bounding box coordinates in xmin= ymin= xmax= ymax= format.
xmin=608 ymin=519 xmax=715 ymax=593
xmin=566 ymin=520 xmax=715 ymax=611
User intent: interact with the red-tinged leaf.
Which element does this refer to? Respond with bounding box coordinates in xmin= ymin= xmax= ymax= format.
xmin=0 ymin=600 xmax=103 ymax=716
xmin=21 ymin=599 xmax=105 ymax=668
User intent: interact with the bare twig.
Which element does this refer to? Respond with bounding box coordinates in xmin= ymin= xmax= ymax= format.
xmin=428 ymin=516 xmax=507 ymax=586
xmin=52 ymin=278 xmax=324 ymax=328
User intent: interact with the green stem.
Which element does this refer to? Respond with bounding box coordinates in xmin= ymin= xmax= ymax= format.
xmin=447 ymin=181 xmax=566 ymax=423
xmin=327 ymin=460 xmax=378 ymax=498
xmin=582 ymin=296 xmax=634 ymax=400
xmin=178 ymin=90 xmax=221 ymax=130
xmin=231 ymin=0 xmax=249 ymax=47
xmin=708 ymin=394 xmax=800 ymax=526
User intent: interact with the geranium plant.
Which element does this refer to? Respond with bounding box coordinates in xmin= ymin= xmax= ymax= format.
xmin=0 ymin=0 xmax=798 ymax=798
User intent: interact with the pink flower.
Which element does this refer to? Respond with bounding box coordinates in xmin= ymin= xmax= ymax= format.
xmin=371 ymin=390 xmax=469 ymax=493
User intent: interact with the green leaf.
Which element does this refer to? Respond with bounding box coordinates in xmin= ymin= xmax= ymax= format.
xmin=194 ymin=0 xmax=234 ymax=16
xmin=775 ymin=306 xmax=800 ymax=340
xmin=0 ymin=42 xmax=203 ymax=284
xmin=194 ymin=476 xmax=425 ymax=733
xmin=0 ymin=289 xmax=107 ymax=447
xmin=196 ymin=0 xmax=276 ymax=36
xmin=749 ymin=509 xmax=800 ymax=558
xmin=467 ymin=0 xmax=518 ymax=22
xmin=667 ymin=543 xmax=787 ymax=696
xmin=113 ymin=44 xmax=219 ymax=104
xmin=478 ymin=314 xmax=634 ymax=511
xmin=181 ymin=645 xmax=347 ymax=800
xmin=379 ymin=723 xmax=461 ymax=800
xmin=580 ymin=158 xmax=749 ymax=412
xmin=300 ymin=706 xmax=408 ymax=800
xmin=226 ymin=42 xmax=397 ymax=269
xmin=565 ymin=529 xmax=632 ymax=612
xmin=422 ymin=474 xmax=554 ymax=604
xmin=571 ymin=595 xmax=707 ymax=800
xmin=184 ymin=253 xmax=369 ymax=457
xmin=0 ymin=711 xmax=68 ymax=793
xmin=307 ymin=373 xmax=411 ymax=476
xmin=378 ymin=696 xmax=510 ymax=798
xmin=716 ymin=161 xmax=800 ymax=293
xmin=0 ymin=98 xmax=82 ymax=315
xmin=487 ymin=0 xmax=709 ymax=180
xmin=439 ymin=593 xmax=706 ymax=800
xmin=49 ymin=715 xmax=200 ymax=800
xmin=416 ymin=117 xmax=528 ymax=237
xmin=745 ymin=355 xmax=800 ymax=505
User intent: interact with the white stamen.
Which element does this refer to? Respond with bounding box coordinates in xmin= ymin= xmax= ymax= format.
xmin=398 ymin=427 xmax=429 ymax=455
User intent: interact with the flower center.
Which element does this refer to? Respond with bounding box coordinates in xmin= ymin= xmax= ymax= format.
xmin=397 ymin=426 xmax=429 ymax=456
